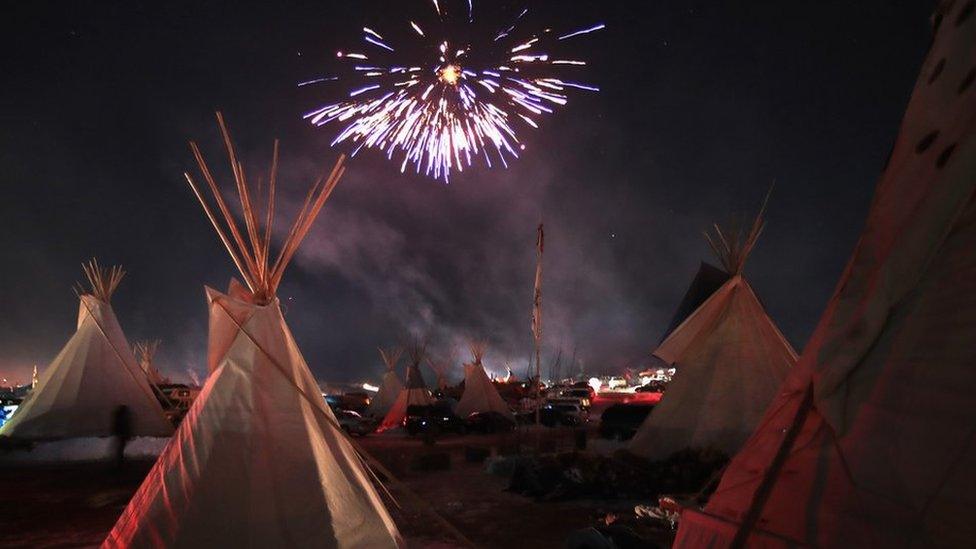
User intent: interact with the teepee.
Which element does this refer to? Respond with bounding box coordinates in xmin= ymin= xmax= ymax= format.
xmin=675 ymin=5 xmax=976 ymax=547
xmin=658 ymin=261 xmax=731 ymax=344
xmin=455 ymin=342 xmax=514 ymax=420
xmin=366 ymin=347 xmax=403 ymax=418
xmin=378 ymin=344 xmax=433 ymax=432
xmin=629 ymin=199 xmax=796 ymax=460
xmin=0 ymin=260 xmax=173 ymax=440
xmin=134 ymin=339 xmax=168 ymax=387
xmin=425 ymin=349 xmax=455 ymax=392
xmin=104 ymin=113 xmax=400 ymax=548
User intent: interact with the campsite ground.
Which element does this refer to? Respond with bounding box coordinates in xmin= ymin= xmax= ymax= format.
xmin=0 ymin=393 xmax=673 ymax=548
xmin=361 ymin=423 xmax=660 ymax=548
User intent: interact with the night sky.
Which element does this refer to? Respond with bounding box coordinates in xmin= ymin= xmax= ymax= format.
xmin=0 ymin=1 xmax=933 ymax=386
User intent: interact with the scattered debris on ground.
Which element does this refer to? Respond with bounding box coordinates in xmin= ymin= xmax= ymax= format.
xmin=504 ymin=447 xmax=729 ymax=502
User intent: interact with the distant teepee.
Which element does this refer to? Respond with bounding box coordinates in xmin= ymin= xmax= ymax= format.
xmin=456 ymin=341 xmax=514 ymax=420
xmin=105 ymin=113 xmax=400 ymax=548
xmin=366 ymin=347 xmax=403 ymax=418
xmin=378 ymin=343 xmax=433 ymax=432
xmin=425 ymin=349 xmax=456 ymax=392
xmin=629 ymin=197 xmax=796 ymax=459
xmin=0 ymin=260 xmax=173 ymax=440
xmin=134 ymin=339 xmax=168 ymax=387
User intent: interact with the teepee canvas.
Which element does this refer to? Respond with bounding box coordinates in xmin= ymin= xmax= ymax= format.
xmin=366 ymin=347 xmax=403 ymax=418
xmin=425 ymin=349 xmax=455 ymax=392
xmin=105 ymin=114 xmax=400 ymax=548
xmin=629 ymin=201 xmax=796 ymax=460
xmin=378 ymin=345 xmax=433 ymax=432
xmin=426 ymin=358 xmax=448 ymax=391
xmin=675 ymin=5 xmax=976 ymax=547
xmin=134 ymin=340 xmax=168 ymax=387
xmin=658 ymin=261 xmax=731 ymax=344
xmin=455 ymin=342 xmax=514 ymax=420
xmin=0 ymin=260 xmax=173 ymax=440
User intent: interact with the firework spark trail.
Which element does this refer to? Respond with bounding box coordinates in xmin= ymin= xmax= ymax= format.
xmin=303 ymin=1 xmax=604 ymax=182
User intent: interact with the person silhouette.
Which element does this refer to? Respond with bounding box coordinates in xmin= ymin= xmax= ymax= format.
xmin=111 ymin=405 xmax=132 ymax=470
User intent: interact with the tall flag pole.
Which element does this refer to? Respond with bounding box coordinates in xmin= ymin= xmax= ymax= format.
xmin=532 ymin=223 xmax=545 ymax=425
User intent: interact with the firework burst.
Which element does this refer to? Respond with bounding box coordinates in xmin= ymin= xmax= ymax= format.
xmin=302 ymin=1 xmax=604 ymax=182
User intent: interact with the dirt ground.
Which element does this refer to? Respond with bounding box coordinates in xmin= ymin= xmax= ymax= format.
xmin=0 ymin=394 xmax=672 ymax=548
xmin=361 ymin=426 xmax=658 ymax=548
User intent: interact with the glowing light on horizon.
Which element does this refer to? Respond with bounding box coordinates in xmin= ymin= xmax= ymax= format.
xmin=302 ymin=1 xmax=605 ymax=182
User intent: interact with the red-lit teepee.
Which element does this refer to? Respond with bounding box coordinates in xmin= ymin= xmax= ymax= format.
xmin=104 ymin=114 xmax=400 ymax=548
xmin=378 ymin=344 xmax=433 ymax=432
xmin=675 ymin=4 xmax=976 ymax=547
xmin=366 ymin=347 xmax=404 ymax=418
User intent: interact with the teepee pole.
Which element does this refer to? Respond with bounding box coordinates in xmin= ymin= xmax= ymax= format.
xmin=184 ymin=173 xmax=257 ymax=291
xmin=532 ymin=223 xmax=544 ymax=427
xmin=268 ymin=157 xmax=345 ymax=292
xmin=187 ymin=142 xmax=258 ymax=278
xmin=261 ymin=139 xmax=279 ymax=281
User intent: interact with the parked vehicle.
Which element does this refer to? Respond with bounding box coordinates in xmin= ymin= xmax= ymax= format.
xmin=571 ymin=380 xmax=594 ymax=392
xmin=464 ymin=411 xmax=516 ymax=434
xmin=567 ymin=385 xmax=596 ymax=399
xmin=405 ymin=404 xmax=467 ymax=436
xmin=324 ymin=394 xmax=345 ymax=410
xmin=555 ymin=388 xmax=593 ymax=409
xmin=341 ymin=392 xmax=371 ymax=412
xmin=540 ymin=402 xmax=588 ymax=427
xmin=635 ymin=380 xmax=667 ymax=393
xmin=607 ymin=376 xmax=628 ymax=389
xmin=336 ymin=409 xmax=375 ymax=436
xmin=598 ymin=403 xmax=654 ymax=440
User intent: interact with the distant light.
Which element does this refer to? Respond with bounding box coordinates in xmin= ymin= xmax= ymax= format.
xmin=588 ymin=377 xmax=602 ymax=392
xmin=362 ymin=382 xmax=379 ymax=392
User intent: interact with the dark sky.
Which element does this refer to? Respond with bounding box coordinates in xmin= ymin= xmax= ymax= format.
xmin=0 ymin=1 xmax=933 ymax=386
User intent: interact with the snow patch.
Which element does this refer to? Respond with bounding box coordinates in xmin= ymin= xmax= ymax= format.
xmin=0 ymin=436 xmax=170 ymax=464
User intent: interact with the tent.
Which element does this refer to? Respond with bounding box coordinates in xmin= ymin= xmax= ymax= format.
xmin=674 ymin=5 xmax=976 ymax=547
xmin=659 ymin=261 xmax=731 ymax=344
xmin=134 ymin=339 xmax=168 ymax=387
xmin=366 ymin=347 xmax=403 ymax=418
xmin=378 ymin=345 xmax=433 ymax=432
xmin=105 ymin=114 xmax=400 ymax=548
xmin=426 ymin=358 xmax=448 ymax=390
xmin=455 ymin=342 xmax=514 ymax=420
xmin=0 ymin=260 xmax=173 ymax=440
xmin=425 ymin=353 xmax=453 ymax=392
xmin=629 ymin=201 xmax=797 ymax=460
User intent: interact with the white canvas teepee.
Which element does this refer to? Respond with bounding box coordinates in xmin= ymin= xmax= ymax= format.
xmin=378 ymin=345 xmax=433 ymax=432
xmin=105 ymin=114 xmax=400 ymax=548
xmin=629 ymin=201 xmax=796 ymax=460
xmin=455 ymin=342 xmax=514 ymax=420
xmin=675 ymin=5 xmax=976 ymax=547
xmin=0 ymin=260 xmax=173 ymax=440
xmin=134 ymin=340 xmax=168 ymax=387
xmin=366 ymin=347 xmax=403 ymax=418
xmin=425 ymin=349 xmax=455 ymax=392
